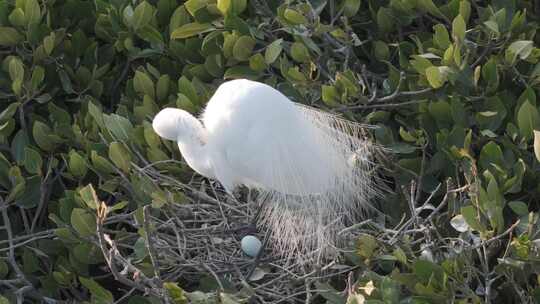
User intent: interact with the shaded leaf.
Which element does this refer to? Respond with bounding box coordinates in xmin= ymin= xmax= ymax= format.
xmin=170 ymin=22 xmax=214 ymax=39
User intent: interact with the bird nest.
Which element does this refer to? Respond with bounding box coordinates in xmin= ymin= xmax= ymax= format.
xmin=93 ymin=165 xmax=363 ymax=302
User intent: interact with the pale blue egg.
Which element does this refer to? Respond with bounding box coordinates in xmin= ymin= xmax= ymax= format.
xmin=241 ymin=235 xmax=262 ymax=257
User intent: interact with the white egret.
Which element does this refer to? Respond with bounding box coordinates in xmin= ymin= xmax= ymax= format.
xmin=152 ymin=79 xmax=378 ymax=261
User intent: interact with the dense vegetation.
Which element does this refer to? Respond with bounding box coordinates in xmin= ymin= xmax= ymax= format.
xmin=1 ymin=0 xmax=540 ymax=302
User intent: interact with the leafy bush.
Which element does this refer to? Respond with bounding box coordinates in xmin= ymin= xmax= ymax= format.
xmin=1 ymin=0 xmax=540 ymax=303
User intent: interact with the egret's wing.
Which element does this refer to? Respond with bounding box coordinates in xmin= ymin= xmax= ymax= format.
xmin=224 ymin=105 xmax=375 ymax=195
xmin=223 ymin=113 xmax=312 ymax=194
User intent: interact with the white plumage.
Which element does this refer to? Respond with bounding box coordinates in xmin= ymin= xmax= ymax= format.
xmin=153 ymin=79 xmax=377 ymax=261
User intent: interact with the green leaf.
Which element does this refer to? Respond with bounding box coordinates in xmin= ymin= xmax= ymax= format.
xmin=11 ymin=129 xmax=29 ymax=164
xmin=178 ymin=76 xmax=199 ymax=105
xmin=137 ymin=25 xmax=164 ymax=45
xmin=184 ymin=0 xmax=207 ymax=16
xmin=0 ymin=27 xmax=24 ymax=46
xmin=204 ymin=54 xmax=224 ymax=77
xmin=156 ymin=75 xmax=170 ymax=101
xmin=321 ymin=85 xmax=340 ymax=106
xmin=517 ymin=100 xmax=540 ymax=141
xmin=132 ymin=1 xmax=154 ymax=30
xmin=79 ymin=184 xmax=98 ymax=209
xmin=389 ymin=142 xmax=416 ymax=154
xmin=425 ymin=66 xmax=449 ymax=88
xmin=231 ymin=0 xmax=247 ymax=15
xmin=22 ymin=247 xmax=39 ymax=273
xmin=283 ymin=8 xmax=307 ymax=25
xmin=217 ymin=0 xmax=232 ymax=15
xmin=6 ymin=179 xmax=25 ymax=204
xmin=58 ymin=70 xmax=74 ymax=93
xmin=176 ymin=93 xmax=198 ymax=113
xmin=91 ymin=151 xmax=116 ymax=175
xmin=232 ymin=35 xmax=256 ymax=61
xmin=373 ymin=40 xmax=389 ymax=61
xmin=163 ymin=282 xmax=188 ymax=304
xmin=79 ymin=277 xmax=114 ymax=304
xmin=24 ymin=0 xmax=41 ymax=25
xmin=68 ymin=150 xmax=87 ymax=178
xmin=0 ymin=102 xmax=20 ymax=122
xmin=54 ymin=227 xmax=78 ymax=243
xmin=484 ymin=20 xmax=499 ymax=34
xmin=9 ymin=8 xmax=26 ymax=27
xmin=169 ymin=6 xmax=190 ymax=35
xmin=315 ymin=281 xmax=347 ymax=303
xmin=479 ymin=141 xmax=504 ymax=172
xmin=433 ymin=24 xmax=450 ymax=49
xmin=88 ymin=101 xmax=105 ymax=126
xmin=508 ymin=201 xmax=528 ymax=216
xmin=223 ymin=66 xmax=260 ymax=80
xmin=73 ymin=243 xmax=102 ymax=265
xmin=133 ymin=71 xmax=155 ymax=99
xmin=71 ymin=208 xmax=96 ymax=237
xmin=33 ymin=121 xmax=58 ymax=151
xmin=357 ymin=234 xmax=378 ymax=258
xmin=417 ymin=1 xmax=444 ymax=19
xmin=342 ymin=0 xmax=361 ymax=17
xmin=461 ymin=205 xmax=484 ymax=232
xmin=109 ymin=201 xmax=128 ymax=213
xmin=218 ymin=0 xmax=246 ymax=16
xmin=143 ymin=122 xmax=161 ymax=147
xmin=9 ymin=61 xmax=23 ymax=95
xmin=381 ymin=277 xmax=399 ymax=303
xmin=452 ymin=15 xmax=466 ymax=42
xmin=410 ymin=55 xmax=433 ymax=75
xmin=108 ymin=142 xmax=131 ymax=173
xmin=43 ymin=32 xmax=55 ymax=55
xmin=8 ymin=56 xmax=24 ymax=82
xmin=505 ymin=40 xmax=533 ymax=64
xmin=482 ymin=57 xmax=499 ymax=92
xmin=170 ymin=22 xmax=214 ymax=39
xmin=249 ymin=53 xmax=266 ymax=72
xmin=103 ymin=113 xmax=134 ymax=142
xmin=23 ymin=147 xmax=42 ymax=175
xmin=459 ymin=1 xmax=471 ymax=23
xmin=290 ymin=41 xmax=310 ymax=63
xmin=265 ymin=39 xmax=283 ymax=64
xmin=287 ymin=67 xmax=306 ymax=82
xmin=376 ymin=7 xmax=393 ymax=33
xmin=30 ymin=66 xmax=45 ymax=91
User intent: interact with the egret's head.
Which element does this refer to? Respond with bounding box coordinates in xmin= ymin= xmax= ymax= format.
xmin=152 ymin=108 xmax=201 ymax=141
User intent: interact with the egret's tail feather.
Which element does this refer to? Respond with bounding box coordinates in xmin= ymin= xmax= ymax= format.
xmin=255 ymin=106 xmax=381 ymax=262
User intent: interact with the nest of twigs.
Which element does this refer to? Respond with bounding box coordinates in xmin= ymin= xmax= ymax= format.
xmin=93 ymin=163 xmax=364 ymax=302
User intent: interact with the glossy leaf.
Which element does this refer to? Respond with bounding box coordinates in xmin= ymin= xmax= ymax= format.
xmin=170 ymin=22 xmax=214 ymax=39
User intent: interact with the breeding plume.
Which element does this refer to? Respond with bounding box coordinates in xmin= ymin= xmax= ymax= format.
xmin=152 ymin=79 xmax=377 ymax=261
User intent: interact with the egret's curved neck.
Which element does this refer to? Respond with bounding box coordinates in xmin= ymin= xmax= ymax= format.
xmin=177 ymin=120 xmax=215 ymax=179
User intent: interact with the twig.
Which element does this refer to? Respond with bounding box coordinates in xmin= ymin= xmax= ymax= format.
xmin=0 ymin=196 xmax=35 ymax=299
xmin=143 ymin=206 xmax=162 ymax=282
xmin=339 ymin=96 xmax=431 ymax=110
